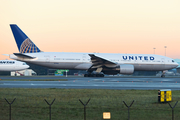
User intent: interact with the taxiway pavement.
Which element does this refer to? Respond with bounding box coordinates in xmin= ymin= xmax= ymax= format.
xmin=0 ymin=76 xmax=180 ymax=90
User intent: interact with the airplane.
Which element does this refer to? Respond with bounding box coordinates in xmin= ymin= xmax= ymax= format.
xmin=0 ymin=59 xmax=29 ymax=71
xmin=9 ymin=24 xmax=178 ymax=77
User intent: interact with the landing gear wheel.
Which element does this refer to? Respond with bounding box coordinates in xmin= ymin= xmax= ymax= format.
xmin=93 ymin=74 xmax=96 ymax=77
xmin=96 ymin=74 xmax=100 ymax=77
xmin=88 ymin=74 xmax=91 ymax=77
xmin=161 ymin=75 xmax=165 ymax=78
xmin=83 ymin=74 xmax=104 ymax=77
xmin=100 ymin=74 xmax=104 ymax=77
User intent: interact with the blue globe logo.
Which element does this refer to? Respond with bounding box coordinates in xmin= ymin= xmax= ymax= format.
xmin=20 ymin=38 xmax=41 ymax=53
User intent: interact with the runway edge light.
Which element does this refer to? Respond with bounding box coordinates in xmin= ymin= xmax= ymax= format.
xmin=158 ymin=89 xmax=172 ymax=103
xmin=103 ymin=112 xmax=111 ymax=119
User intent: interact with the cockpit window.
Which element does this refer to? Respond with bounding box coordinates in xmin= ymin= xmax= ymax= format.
xmin=23 ymin=63 xmax=27 ymax=65
xmin=172 ymin=60 xmax=174 ymax=62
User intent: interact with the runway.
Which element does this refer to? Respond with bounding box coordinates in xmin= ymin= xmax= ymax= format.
xmin=1 ymin=76 xmax=180 ymax=90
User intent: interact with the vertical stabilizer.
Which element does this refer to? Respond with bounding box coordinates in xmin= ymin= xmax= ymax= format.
xmin=10 ymin=24 xmax=41 ymax=53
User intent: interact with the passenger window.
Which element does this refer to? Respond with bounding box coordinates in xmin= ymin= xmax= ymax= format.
xmin=172 ymin=60 xmax=174 ymax=62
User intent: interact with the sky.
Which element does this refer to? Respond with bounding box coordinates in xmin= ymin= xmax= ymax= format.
xmin=0 ymin=0 xmax=180 ymax=60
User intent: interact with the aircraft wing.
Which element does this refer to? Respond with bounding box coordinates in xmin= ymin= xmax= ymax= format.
xmin=89 ymin=54 xmax=117 ymax=69
xmin=13 ymin=53 xmax=36 ymax=59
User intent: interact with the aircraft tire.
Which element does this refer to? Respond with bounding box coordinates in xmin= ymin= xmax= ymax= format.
xmin=161 ymin=75 xmax=165 ymax=78
xmin=84 ymin=74 xmax=104 ymax=77
xmin=93 ymin=74 xmax=97 ymax=77
xmin=95 ymin=74 xmax=99 ymax=77
xmin=101 ymin=74 xmax=104 ymax=77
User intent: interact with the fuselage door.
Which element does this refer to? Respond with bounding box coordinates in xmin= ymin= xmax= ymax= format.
xmin=44 ymin=55 xmax=50 ymax=62
xmin=161 ymin=58 xmax=165 ymax=64
xmin=161 ymin=58 xmax=165 ymax=69
xmin=82 ymin=54 xmax=86 ymax=62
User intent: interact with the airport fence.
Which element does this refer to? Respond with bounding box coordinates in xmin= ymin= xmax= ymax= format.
xmin=1 ymin=97 xmax=180 ymax=120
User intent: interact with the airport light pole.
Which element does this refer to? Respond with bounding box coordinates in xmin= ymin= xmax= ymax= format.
xmin=164 ymin=46 xmax=167 ymax=56
xmin=153 ymin=48 xmax=156 ymax=54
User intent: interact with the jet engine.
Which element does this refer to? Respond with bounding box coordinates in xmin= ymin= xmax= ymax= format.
xmin=119 ymin=64 xmax=134 ymax=74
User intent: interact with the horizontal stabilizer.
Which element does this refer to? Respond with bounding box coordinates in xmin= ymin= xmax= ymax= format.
xmin=2 ymin=54 xmax=9 ymax=56
xmin=13 ymin=53 xmax=36 ymax=59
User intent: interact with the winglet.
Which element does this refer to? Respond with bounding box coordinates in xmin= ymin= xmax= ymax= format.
xmin=10 ymin=24 xmax=41 ymax=53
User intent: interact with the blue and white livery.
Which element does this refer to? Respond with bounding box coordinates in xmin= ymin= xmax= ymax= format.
xmin=9 ymin=24 xmax=178 ymax=77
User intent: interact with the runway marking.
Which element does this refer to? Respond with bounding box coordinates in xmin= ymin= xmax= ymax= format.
xmin=93 ymin=79 xmax=102 ymax=81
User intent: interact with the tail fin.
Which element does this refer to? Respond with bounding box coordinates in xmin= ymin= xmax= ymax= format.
xmin=10 ymin=24 xmax=41 ymax=53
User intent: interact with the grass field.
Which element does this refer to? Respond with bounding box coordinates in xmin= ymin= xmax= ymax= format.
xmin=1 ymin=88 xmax=180 ymax=120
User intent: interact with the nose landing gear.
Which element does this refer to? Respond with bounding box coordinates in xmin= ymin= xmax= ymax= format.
xmin=161 ymin=71 xmax=166 ymax=78
xmin=161 ymin=74 xmax=165 ymax=78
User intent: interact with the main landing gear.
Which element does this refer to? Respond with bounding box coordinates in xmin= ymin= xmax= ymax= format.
xmin=84 ymin=74 xmax=104 ymax=77
xmin=161 ymin=71 xmax=166 ymax=78
xmin=161 ymin=74 xmax=165 ymax=78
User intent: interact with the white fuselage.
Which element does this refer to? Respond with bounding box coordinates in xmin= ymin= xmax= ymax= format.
xmin=9 ymin=24 xmax=179 ymax=75
xmin=10 ymin=52 xmax=178 ymax=72
xmin=0 ymin=60 xmax=29 ymax=71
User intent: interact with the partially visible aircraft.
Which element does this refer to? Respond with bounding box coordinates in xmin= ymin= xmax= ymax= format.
xmin=9 ymin=24 xmax=178 ymax=77
xmin=0 ymin=60 xmax=29 ymax=71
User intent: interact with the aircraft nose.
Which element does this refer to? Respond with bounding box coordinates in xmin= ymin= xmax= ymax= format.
xmin=175 ymin=62 xmax=179 ymax=68
xmin=25 ymin=65 xmax=30 ymax=69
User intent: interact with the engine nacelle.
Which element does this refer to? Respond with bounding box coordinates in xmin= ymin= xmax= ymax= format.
xmin=119 ymin=64 xmax=134 ymax=74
